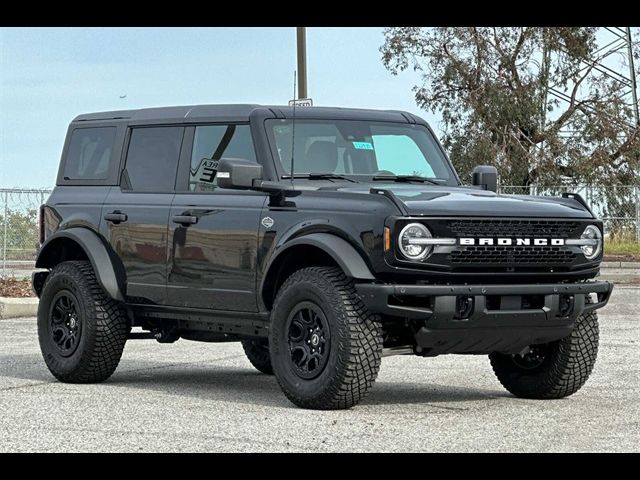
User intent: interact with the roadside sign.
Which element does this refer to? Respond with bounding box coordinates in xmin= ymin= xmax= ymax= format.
xmin=288 ymin=98 xmax=313 ymax=107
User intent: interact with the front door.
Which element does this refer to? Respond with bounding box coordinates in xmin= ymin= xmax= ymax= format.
xmin=101 ymin=126 xmax=184 ymax=305
xmin=167 ymin=124 xmax=266 ymax=311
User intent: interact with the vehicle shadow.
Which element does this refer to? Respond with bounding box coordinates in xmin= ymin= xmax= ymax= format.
xmin=0 ymin=353 xmax=507 ymax=409
xmin=0 ymin=352 xmax=54 ymax=384
xmin=365 ymin=381 xmax=506 ymax=407
xmin=104 ymin=364 xmax=512 ymax=409
xmin=110 ymin=366 xmax=291 ymax=408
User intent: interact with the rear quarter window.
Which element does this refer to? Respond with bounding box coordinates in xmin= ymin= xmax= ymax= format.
xmin=62 ymin=127 xmax=117 ymax=181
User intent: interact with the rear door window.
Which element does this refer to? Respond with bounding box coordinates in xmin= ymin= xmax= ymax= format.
xmin=122 ymin=127 xmax=183 ymax=192
xmin=63 ymin=127 xmax=116 ymax=180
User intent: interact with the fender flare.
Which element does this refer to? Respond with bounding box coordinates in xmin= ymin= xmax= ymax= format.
xmin=35 ymin=228 xmax=125 ymax=302
xmin=266 ymin=232 xmax=376 ymax=283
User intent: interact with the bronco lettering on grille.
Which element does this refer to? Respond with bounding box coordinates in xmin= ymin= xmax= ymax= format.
xmin=459 ymin=238 xmax=566 ymax=246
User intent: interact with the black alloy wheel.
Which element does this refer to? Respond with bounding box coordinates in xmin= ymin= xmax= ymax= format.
xmin=48 ymin=290 xmax=83 ymax=357
xmin=286 ymin=302 xmax=331 ymax=379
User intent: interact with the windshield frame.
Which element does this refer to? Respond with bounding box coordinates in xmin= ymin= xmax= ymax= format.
xmin=263 ymin=117 xmax=461 ymax=186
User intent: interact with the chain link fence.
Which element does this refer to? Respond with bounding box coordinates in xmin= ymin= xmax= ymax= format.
xmin=1 ymin=188 xmax=52 ymax=279
xmin=499 ymin=185 xmax=640 ymax=242
xmin=0 ymin=185 xmax=638 ymax=279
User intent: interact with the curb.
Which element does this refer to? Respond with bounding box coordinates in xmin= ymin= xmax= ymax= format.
xmin=598 ymin=273 xmax=640 ymax=284
xmin=602 ymin=261 xmax=640 ymax=269
xmin=0 ymin=297 xmax=39 ymax=319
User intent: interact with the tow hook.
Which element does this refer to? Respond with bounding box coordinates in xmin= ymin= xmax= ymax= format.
xmin=454 ymin=295 xmax=474 ymax=320
xmin=559 ymin=294 xmax=575 ymax=317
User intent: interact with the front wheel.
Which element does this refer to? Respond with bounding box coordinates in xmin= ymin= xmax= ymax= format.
xmin=269 ymin=267 xmax=383 ymax=410
xmin=490 ymin=307 xmax=599 ymax=399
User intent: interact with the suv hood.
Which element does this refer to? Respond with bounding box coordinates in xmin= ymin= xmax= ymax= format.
xmin=329 ymin=184 xmax=593 ymax=218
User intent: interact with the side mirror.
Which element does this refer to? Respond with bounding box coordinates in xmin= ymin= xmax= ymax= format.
xmin=472 ymin=165 xmax=498 ymax=193
xmin=217 ymin=158 xmax=263 ymax=190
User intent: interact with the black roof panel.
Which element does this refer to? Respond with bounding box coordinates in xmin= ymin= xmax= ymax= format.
xmin=72 ymin=104 xmax=419 ymax=124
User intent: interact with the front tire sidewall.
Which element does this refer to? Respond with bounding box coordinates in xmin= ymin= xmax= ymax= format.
xmin=270 ymin=279 xmax=345 ymax=401
xmin=38 ymin=266 xmax=99 ymax=380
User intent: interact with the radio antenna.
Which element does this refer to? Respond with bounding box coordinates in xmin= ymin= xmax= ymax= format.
xmin=290 ymin=70 xmax=297 ymax=186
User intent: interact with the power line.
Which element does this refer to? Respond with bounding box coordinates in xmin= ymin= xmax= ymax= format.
xmin=545 ymin=27 xmax=639 ymax=129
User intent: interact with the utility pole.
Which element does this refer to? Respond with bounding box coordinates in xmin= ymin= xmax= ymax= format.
xmin=296 ymin=27 xmax=308 ymax=99
xmin=626 ymin=27 xmax=639 ymax=126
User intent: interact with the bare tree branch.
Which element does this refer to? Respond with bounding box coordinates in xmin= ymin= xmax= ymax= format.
xmin=533 ymin=62 xmax=597 ymax=143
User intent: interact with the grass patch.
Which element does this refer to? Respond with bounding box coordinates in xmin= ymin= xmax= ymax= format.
xmin=605 ymin=242 xmax=640 ymax=255
xmin=604 ymin=240 xmax=640 ymax=261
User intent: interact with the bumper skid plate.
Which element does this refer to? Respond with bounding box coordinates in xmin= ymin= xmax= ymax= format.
xmin=356 ymin=281 xmax=614 ymax=355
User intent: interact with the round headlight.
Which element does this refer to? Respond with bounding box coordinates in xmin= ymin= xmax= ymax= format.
xmin=399 ymin=223 xmax=433 ymax=261
xmin=581 ymin=225 xmax=602 ymax=260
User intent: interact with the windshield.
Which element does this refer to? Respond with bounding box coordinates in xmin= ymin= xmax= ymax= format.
xmin=266 ymin=119 xmax=457 ymax=184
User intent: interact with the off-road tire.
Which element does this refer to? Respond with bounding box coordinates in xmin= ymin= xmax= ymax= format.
xmin=269 ymin=267 xmax=383 ymax=410
xmin=490 ymin=307 xmax=599 ymax=399
xmin=38 ymin=260 xmax=130 ymax=383
xmin=241 ymin=338 xmax=273 ymax=375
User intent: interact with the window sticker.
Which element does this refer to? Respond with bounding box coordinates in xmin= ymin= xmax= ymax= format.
xmin=352 ymin=141 xmax=374 ymax=150
xmin=191 ymin=158 xmax=218 ymax=184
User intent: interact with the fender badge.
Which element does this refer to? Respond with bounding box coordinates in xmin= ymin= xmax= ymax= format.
xmin=261 ymin=217 xmax=274 ymax=229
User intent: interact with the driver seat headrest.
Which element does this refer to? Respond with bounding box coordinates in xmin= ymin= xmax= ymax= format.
xmin=299 ymin=141 xmax=338 ymax=173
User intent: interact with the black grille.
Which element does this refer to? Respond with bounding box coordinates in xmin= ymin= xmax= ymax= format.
xmin=450 ymin=245 xmax=577 ymax=265
xmin=447 ymin=219 xmax=580 ymax=238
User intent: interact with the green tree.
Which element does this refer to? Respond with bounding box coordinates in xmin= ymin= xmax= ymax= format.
xmin=381 ymin=27 xmax=640 ymax=188
xmin=0 ymin=209 xmax=38 ymax=260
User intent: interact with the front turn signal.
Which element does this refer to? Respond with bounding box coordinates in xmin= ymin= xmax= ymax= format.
xmin=384 ymin=227 xmax=391 ymax=252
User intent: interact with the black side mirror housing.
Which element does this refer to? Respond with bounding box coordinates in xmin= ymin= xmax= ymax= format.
xmin=217 ymin=158 xmax=263 ymax=190
xmin=472 ymin=165 xmax=498 ymax=192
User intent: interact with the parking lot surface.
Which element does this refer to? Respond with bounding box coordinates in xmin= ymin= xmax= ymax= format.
xmin=1 ymin=287 xmax=638 ymax=452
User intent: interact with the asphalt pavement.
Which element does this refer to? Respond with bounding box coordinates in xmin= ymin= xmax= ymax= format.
xmin=0 ymin=287 xmax=638 ymax=452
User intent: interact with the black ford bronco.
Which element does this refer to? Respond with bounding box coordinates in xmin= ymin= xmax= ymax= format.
xmin=33 ymin=104 xmax=613 ymax=410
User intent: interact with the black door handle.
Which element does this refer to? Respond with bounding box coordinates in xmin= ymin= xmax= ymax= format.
xmin=172 ymin=215 xmax=198 ymax=226
xmin=104 ymin=211 xmax=128 ymax=224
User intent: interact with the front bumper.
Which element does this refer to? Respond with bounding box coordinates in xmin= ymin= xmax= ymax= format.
xmin=356 ymin=281 xmax=614 ymax=355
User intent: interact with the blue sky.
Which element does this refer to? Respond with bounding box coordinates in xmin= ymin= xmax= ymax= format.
xmin=0 ymin=27 xmax=438 ymax=188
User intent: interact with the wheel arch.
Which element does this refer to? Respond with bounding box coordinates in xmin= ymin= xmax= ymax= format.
xmin=35 ymin=228 xmax=125 ymax=301
xmin=260 ymin=233 xmax=375 ymax=311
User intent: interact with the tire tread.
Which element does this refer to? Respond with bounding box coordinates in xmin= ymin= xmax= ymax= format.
xmin=241 ymin=339 xmax=274 ymax=375
xmin=271 ymin=266 xmax=382 ymax=410
xmin=490 ymin=307 xmax=599 ymax=399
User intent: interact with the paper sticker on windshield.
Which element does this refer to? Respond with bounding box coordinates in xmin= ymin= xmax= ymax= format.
xmin=352 ymin=141 xmax=374 ymax=150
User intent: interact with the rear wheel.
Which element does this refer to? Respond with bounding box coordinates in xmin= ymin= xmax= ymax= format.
xmin=490 ymin=307 xmax=599 ymax=399
xmin=269 ymin=267 xmax=383 ymax=410
xmin=37 ymin=261 xmax=130 ymax=383
xmin=241 ymin=338 xmax=273 ymax=375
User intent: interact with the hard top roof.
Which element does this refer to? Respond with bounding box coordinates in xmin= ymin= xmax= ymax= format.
xmin=72 ymin=104 xmax=424 ymax=124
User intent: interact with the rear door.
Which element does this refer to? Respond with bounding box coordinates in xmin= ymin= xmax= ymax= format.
xmin=167 ymin=124 xmax=266 ymax=311
xmin=100 ymin=126 xmax=184 ymax=305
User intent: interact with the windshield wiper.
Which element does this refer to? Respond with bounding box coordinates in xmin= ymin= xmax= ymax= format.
xmin=282 ymin=173 xmax=357 ymax=183
xmin=372 ymin=175 xmax=441 ymax=185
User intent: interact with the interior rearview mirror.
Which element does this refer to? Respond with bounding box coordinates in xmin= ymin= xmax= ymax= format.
xmin=472 ymin=165 xmax=498 ymax=193
xmin=217 ymin=158 xmax=263 ymax=190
